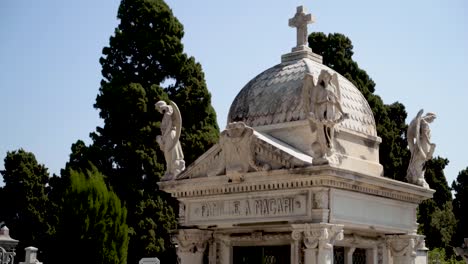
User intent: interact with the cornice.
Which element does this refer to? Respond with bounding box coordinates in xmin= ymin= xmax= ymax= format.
xmin=159 ymin=166 xmax=433 ymax=204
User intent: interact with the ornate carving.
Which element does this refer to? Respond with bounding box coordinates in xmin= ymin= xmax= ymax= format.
xmin=406 ymin=109 xmax=436 ymax=188
xmin=386 ymin=234 xmax=426 ymax=262
xmin=210 ymin=122 xmax=268 ymax=180
xmin=340 ymin=234 xmax=382 ymax=247
xmin=291 ymin=224 xmax=344 ymax=250
xmin=313 ymin=190 xmax=329 ymax=209
xmin=156 ymin=100 xmax=185 ymax=181
xmin=172 ymin=229 xmax=212 ymax=254
xmin=303 ymin=71 xmax=348 ymax=165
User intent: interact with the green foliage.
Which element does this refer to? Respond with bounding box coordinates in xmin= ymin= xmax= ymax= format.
xmin=308 ymin=32 xmax=459 ymax=256
xmin=308 ymin=32 xmax=409 ymax=181
xmin=430 ymin=202 xmax=457 ymax=248
xmin=75 ymin=0 xmax=220 ymax=262
xmin=425 ymin=158 xmax=453 ymax=207
xmin=53 ymin=166 xmax=129 ymax=264
xmin=0 ymin=149 xmax=51 ymax=256
xmin=452 ymin=167 xmax=468 ymax=246
xmin=429 ymin=248 xmax=465 ymax=264
xmin=418 ymin=157 xmax=456 ymax=252
xmin=132 ymin=192 xmax=177 ymax=260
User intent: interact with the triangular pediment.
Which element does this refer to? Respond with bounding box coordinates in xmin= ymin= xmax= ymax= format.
xmin=176 ymin=122 xmax=312 ymax=181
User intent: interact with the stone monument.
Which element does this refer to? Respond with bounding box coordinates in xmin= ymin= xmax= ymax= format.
xmin=159 ymin=5 xmax=434 ymax=264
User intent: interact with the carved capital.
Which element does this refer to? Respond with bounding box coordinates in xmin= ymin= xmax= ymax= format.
xmin=291 ymin=223 xmax=344 ymax=249
xmin=172 ymin=229 xmax=213 ymax=254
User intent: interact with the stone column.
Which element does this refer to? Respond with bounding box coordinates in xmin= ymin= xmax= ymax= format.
xmin=366 ymin=247 xmax=377 ymax=264
xmin=344 ymin=247 xmax=355 ymax=264
xmin=386 ymin=234 xmax=427 ymax=264
xmin=213 ymin=233 xmax=231 ymax=264
xmin=291 ymin=223 xmax=344 ymax=264
xmin=172 ymin=229 xmax=212 ymax=264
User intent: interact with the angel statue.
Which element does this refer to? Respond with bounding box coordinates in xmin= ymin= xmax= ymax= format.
xmin=303 ymin=70 xmax=348 ymax=164
xmin=156 ymin=100 xmax=185 ymax=181
xmin=406 ymin=109 xmax=436 ymax=188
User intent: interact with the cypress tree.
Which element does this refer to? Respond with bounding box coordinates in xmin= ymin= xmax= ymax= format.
xmin=452 ymin=167 xmax=468 ymax=246
xmin=0 ymin=149 xmax=50 ymax=261
xmin=71 ymin=0 xmax=220 ymax=262
xmin=53 ymin=166 xmax=129 ymax=264
xmin=308 ymin=32 xmax=409 ymax=181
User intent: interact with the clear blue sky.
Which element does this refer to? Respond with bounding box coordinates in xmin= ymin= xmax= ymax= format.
xmin=1 ymin=0 xmax=467 ymax=186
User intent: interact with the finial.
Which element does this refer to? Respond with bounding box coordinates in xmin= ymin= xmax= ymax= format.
xmin=289 ymin=6 xmax=315 ymax=52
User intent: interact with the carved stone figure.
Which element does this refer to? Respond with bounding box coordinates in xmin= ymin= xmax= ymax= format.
xmin=156 ymin=100 xmax=185 ymax=181
xmin=303 ymin=70 xmax=348 ymax=164
xmin=211 ymin=122 xmax=263 ymax=181
xmin=406 ymin=110 xmax=436 ymax=188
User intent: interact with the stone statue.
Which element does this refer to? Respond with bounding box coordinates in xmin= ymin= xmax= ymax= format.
xmin=156 ymin=100 xmax=185 ymax=181
xmin=406 ymin=109 xmax=436 ymax=188
xmin=303 ymin=70 xmax=348 ymax=164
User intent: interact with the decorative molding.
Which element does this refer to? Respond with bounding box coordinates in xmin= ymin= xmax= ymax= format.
xmin=163 ymin=172 xmax=432 ymax=204
xmin=229 ymin=232 xmax=291 ymax=243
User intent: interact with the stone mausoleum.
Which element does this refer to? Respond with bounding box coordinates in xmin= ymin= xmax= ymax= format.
xmin=159 ymin=6 xmax=434 ymax=264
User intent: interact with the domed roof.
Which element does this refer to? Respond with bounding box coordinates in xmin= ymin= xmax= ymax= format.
xmin=228 ymin=51 xmax=377 ymax=137
xmin=228 ymin=57 xmax=377 ymax=137
xmin=228 ymin=5 xmax=377 ymax=138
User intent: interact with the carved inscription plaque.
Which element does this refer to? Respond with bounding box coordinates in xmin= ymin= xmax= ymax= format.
xmin=187 ymin=193 xmax=308 ymax=223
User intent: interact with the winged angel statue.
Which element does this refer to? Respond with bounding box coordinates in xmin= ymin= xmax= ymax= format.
xmin=406 ymin=109 xmax=436 ymax=188
xmin=303 ymin=70 xmax=348 ymax=164
xmin=156 ymin=100 xmax=185 ymax=181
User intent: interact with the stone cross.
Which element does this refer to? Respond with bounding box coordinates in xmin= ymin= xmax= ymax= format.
xmin=289 ymin=6 xmax=315 ymax=51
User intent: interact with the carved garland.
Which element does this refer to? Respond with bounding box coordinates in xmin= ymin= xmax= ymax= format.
xmin=386 ymin=235 xmax=426 ymax=258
